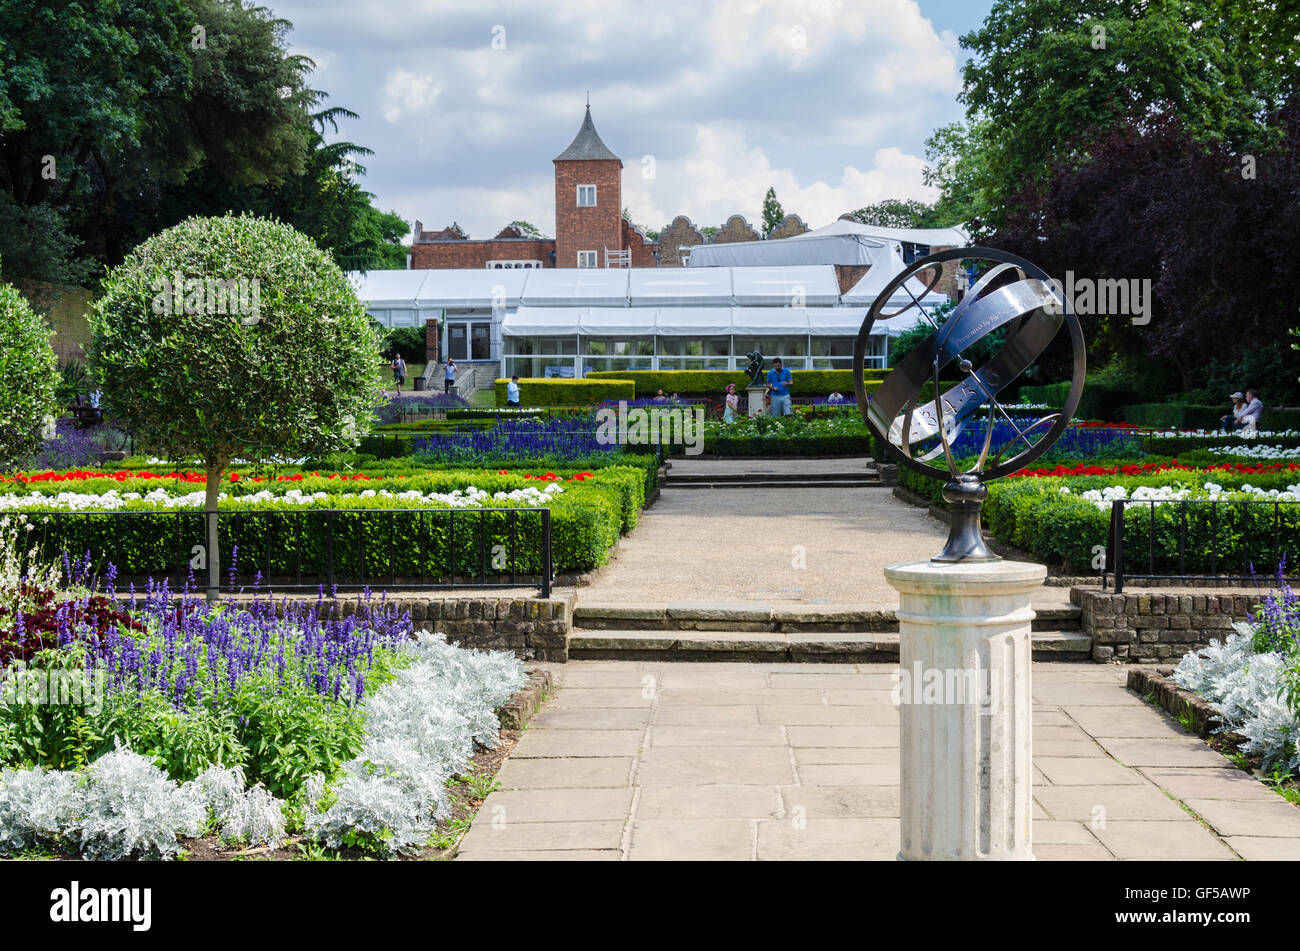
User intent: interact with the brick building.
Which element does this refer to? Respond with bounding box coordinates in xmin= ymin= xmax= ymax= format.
xmin=411 ymin=106 xmax=660 ymax=270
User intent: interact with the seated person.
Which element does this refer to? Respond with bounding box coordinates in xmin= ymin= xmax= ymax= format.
xmin=1220 ymin=392 xmax=1247 ymax=431
xmin=1240 ymin=388 xmax=1263 ymax=430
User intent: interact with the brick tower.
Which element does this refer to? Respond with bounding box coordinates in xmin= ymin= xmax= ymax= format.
xmin=554 ymin=105 xmax=623 ymax=269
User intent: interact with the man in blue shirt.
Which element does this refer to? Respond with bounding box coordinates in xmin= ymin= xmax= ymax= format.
xmin=506 ymin=375 xmax=521 ymax=407
xmin=766 ymin=357 xmax=793 ymax=417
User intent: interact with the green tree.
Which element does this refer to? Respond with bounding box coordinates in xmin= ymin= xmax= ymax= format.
xmin=0 ymin=0 xmax=314 ymax=271
xmin=929 ymin=0 xmax=1296 ymax=228
xmin=89 ymin=215 xmax=385 ymax=597
xmin=0 ymin=276 xmax=60 ymax=466
xmin=509 ymin=220 xmax=544 ymax=238
xmin=0 ymin=1 xmax=418 ymax=280
xmin=760 ymin=187 xmax=785 ymax=237
xmin=843 ymin=199 xmax=951 ymax=229
xmin=922 ymin=121 xmax=999 ymax=231
xmin=136 ymin=102 xmax=409 ymax=272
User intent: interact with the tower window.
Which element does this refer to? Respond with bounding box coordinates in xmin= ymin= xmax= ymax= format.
xmin=577 ymin=184 xmax=597 ymax=207
xmin=577 ymin=251 xmax=597 ymax=268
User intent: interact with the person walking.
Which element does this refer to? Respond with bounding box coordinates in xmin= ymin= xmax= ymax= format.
xmin=506 ymin=374 xmax=521 ymax=407
xmin=766 ymin=357 xmax=793 ymax=417
xmin=444 ymin=358 xmax=456 ymax=395
xmin=391 ymin=353 xmax=406 ymax=395
xmin=723 ymin=383 xmax=739 ymax=423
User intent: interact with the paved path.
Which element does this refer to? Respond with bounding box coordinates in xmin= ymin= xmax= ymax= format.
xmin=457 ymin=661 xmax=1300 ymax=860
xmin=584 ymin=474 xmax=949 ymax=605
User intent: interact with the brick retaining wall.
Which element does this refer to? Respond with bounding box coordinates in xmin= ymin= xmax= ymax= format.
xmin=1071 ymin=588 xmax=1263 ymax=663
xmin=260 ymin=593 xmax=576 ymax=662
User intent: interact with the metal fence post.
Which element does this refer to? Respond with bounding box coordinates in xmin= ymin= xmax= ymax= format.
xmin=541 ymin=508 xmax=553 ymax=599
xmin=1110 ymin=499 xmax=1125 ymax=594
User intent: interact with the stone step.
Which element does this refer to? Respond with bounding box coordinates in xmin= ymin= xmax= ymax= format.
xmin=663 ymin=471 xmax=882 ymax=490
xmin=665 ymin=479 xmax=883 ymax=489
xmin=572 ymin=600 xmax=1081 ymax=633
xmin=666 ymin=471 xmax=880 ymax=483
xmin=568 ymin=629 xmax=1092 ymax=663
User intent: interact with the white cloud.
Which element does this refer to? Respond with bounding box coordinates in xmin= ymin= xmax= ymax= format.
xmin=623 ymin=125 xmax=936 ymax=232
xmin=379 ymin=69 xmax=443 ymax=124
xmin=269 ymin=0 xmax=978 ymax=237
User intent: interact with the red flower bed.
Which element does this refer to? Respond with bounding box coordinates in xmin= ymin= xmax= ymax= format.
xmin=7 ymin=468 xmax=597 ymax=486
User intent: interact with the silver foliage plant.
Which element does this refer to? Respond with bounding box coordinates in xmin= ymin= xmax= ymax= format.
xmin=307 ymin=633 xmax=526 ymax=855
xmin=0 ymin=749 xmax=208 ymax=860
xmin=1173 ymin=622 xmax=1300 ymax=772
xmin=0 ymin=635 xmax=524 ymax=859
xmin=0 ymin=766 xmax=80 ymax=854
xmin=195 ymin=765 xmax=287 ymax=847
xmin=71 ymin=746 xmax=208 ymax=861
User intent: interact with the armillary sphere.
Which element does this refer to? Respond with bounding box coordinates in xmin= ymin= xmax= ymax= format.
xmin=852 ymin=247 xmax=1085 ymax=563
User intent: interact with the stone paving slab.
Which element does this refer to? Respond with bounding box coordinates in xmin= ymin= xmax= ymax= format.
xmin=1094 ymin=737 xmax=1236 ymax=768
xmin=628 ymin=818 xmax=755 ymax=860
xmin=756 ymin=817 xmax=900 ymax=861
xmin=637 ymin=785 xmax=782 ymax=819
xmin=458 ymin=660 xmax=1300 ymax=861
xmin=509 ymin=729 xmax=645 ymax=759
xmin=1090 ymin=820 xmax=1240 ymax=860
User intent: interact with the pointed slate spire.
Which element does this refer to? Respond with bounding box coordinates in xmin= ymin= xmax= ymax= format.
xmin=554 ymin=105 xmax=621 ymax=162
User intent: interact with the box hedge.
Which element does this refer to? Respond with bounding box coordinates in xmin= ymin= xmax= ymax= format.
xmin=493 ymin=377 xmax=634 ymax=406
xmin=1122 ymin=403 xmax=1300 ymax=432
xmin=10 ymin=466 xmax=651 ymax=576
xmin=900 ymin=464 xmax=1300 ymax=573
xmin=584 ymin=369 xmax=888 ymax=397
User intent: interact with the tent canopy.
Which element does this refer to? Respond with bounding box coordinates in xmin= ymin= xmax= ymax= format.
xmin=730 ymin=266 xmax=841 ymax=306
xmin=685 ymin=218 xmax=969 ymax=269
xmin=502 ymin=306 xmax=882 ymax=337
xmin=628 ymin=267 xmax=733 ymax=306
xmin=840 ymin=244 xmax=951 ymax=313
xmin=687 ymin=221 xmax=892 ymax=268
xmin=518 ymin=269 xmax=630 ymax=307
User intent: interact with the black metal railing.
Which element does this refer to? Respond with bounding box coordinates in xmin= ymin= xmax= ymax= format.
xmin=1104 ymin=498 xmax=1300 ymax=593
xmin=18 ymin=507 xmax=554 ymax=597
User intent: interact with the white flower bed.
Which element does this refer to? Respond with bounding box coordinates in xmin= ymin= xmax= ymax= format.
xmin=1063 ymin=481 xmax=1300 ymax=510
xmin=1173 ymin=625 xmax=1300 ymax=772
xmin=0 ymin=483 xmax=563 ymax=513
xmin=0 ymin=634 xmax=525 ymax=859
xmin=1207 ymin=444 xmax=1300 ymax=460
xmin=1147 ymin=429 xmax=1300 ymax=440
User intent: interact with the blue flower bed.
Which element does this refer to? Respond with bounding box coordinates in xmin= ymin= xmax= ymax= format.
xmin=912 ymin=417 xmax=1142 ymax=461
xmin=412 ymin=416 xmax=616 ymax=464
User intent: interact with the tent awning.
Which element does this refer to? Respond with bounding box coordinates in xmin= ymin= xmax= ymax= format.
xmin=503 ymin=306 xmax=899 ymax=337
xmin=653 ymin=307 xmax=734 ymax=336
xmin=501 ymin=308 xmax=582 ymax=336
xmin=577 ymin=307 xmax=656 ymax=336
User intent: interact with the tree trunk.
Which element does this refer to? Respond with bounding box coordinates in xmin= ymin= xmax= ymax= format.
xmin=205 ymin=462 xmax=222 ymax=602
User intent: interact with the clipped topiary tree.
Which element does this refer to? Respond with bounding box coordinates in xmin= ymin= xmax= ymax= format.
xmin=90 ymin=215 xmax=386 ymax=597
xmin=0 ymin=278 xmax=60 ymax=467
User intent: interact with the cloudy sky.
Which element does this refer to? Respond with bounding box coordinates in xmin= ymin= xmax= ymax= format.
xmin=269 ymin=0 xmax=994 ymax=240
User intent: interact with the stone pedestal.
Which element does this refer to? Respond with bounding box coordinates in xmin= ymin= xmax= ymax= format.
xmin=746 ymin=384 xmax=767 ymax=417
xmin=884 ymin=559 xmax=1045 ymax=861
